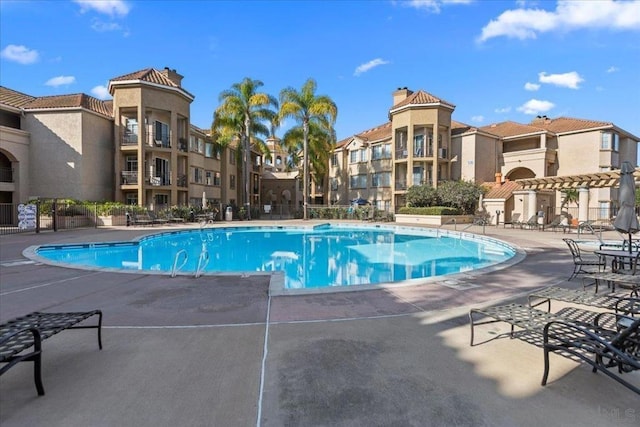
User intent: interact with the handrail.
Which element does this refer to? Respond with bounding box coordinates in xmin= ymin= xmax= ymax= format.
xmin=461 ymin=218 xmax=487 ymax=235
xmin=171 ymin=249 xmax=188 ymax=278
xmin=195 ymin=249 xmax=209 ymax=279
xmin=437 ymin=218 xmax=457 ymax=237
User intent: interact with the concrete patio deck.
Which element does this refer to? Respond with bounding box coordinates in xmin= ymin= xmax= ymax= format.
xmin=0 ymin=222 xmax=638 ymax=426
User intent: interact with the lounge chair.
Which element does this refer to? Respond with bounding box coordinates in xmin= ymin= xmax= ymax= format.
xmin=542 ymin=315 xmax=640 ymax=394
xmin=563 ymin=238 xmax=606 ymax=280
xmin=545 ymin=215 xmax=570 ymax=233
xmin=522 ymin=215 xmax=541 ymax=230
xmin=506 ymin=213 xmax=521 ymax=229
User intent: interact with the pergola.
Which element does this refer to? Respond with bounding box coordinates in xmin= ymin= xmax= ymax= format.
xmin=516 ymin=168 xmax=640 ymax=190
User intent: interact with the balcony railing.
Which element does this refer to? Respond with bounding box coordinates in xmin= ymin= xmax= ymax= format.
xmin=121 ymin=131 xmax=138 ymax=145
xmin=177 ymin=174 xmax=187 ymax=188
xmin=395 ymin=149 xmax=408 ymax=159
xmin=0 ymin=167 xmax=14 ymax=183
xmin=395 ymin=180 xmax=407 ymax=190
xmin=121 ymin=171 xmax=138 ymax=184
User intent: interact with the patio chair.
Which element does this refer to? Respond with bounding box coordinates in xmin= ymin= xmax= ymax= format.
xmin=545 ymin=215 xmax=570 ymax=233
xmin=506 ymin=213 xmax=521 ymax=228
xmin=563 ymin=238 xmax=605 ymax=280
xmin=522 ymin=215 xmax=541 ymax=230
xmin=542 ymin=315 xmax=640 ymax=394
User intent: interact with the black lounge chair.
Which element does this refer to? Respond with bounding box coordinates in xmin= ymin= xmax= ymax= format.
xmin=563 ymin=238 xmax=605 ymax=280
xmin=542 ymin=315 xmax=640 ymax=394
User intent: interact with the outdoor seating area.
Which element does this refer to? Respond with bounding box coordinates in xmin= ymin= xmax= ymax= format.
xmin=0 ymin=310 xmax=102 ymax=395
xmin=470 ymin=288 xmax=639 ymax=393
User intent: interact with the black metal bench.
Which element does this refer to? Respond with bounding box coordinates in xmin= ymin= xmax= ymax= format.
xmin=0 ymin=310 xmax=102 ymax=395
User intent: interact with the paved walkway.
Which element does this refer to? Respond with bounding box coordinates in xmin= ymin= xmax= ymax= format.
xmin=0 ymin=222 xmax=638 ymax=426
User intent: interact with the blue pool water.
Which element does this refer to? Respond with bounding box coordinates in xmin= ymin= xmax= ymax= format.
xmin=32 ymin=225 xmax=516 ymax=290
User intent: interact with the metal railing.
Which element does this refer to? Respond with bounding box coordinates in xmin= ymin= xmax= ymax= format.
xmin=0 ymin=166 xmax=14 ymax=182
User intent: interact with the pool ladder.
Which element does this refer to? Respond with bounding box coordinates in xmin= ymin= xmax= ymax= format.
xmin=171 ymin=248 xmax=210 ymax=278
xmin=194 ymin=249 xmax=209 ymax=279
xmin=171 ymin=250 xmax=188 ymax=277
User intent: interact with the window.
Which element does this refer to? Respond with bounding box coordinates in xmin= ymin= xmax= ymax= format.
xmin=601 ymin=132 xmax=611 ymax=150
xmin=371 ymin=172 xmax=391 ymax=187
xmin=331 ymin=153 xmax=338 ymax=167
xmin=197 ymin=138 xmax=205 ymax=154
xmin=349 ymin=174 xmax=367 ymax=189
xmin=372 ymin=144 xmax=391 ymax=160
xmin=214 ymin=172 xmax=221 ymax=186
xmin=125 ymin=155 xmax=137 ymax=171
xmin=613 ymin=133 xmax=619 ymax=151
xmin=350 ymin=150 xmax=357 ymax=164
xmin=205 ymin=142 xmax=214 ymax=158
xmin=230 ymin=174 xmax=236 ymax=189
xmin=125 ymin=193 xmax=138 ymax=205
xmin=414 ymin=134 xmax=425 ymax=157
xmin=154 ymin=121 xmax=169 ymax=146
xmin=206 ymin=171 xmax=213 ymax=185
xmin=230 ymin=149 xmax=236 ymax=165
xmin=124 ymin=118 xmax=138 ymax=143
xmin=192 ymin=167 xmax=203 ymax=184
xmin=330 ymin=178 xmax=338 ymax=191
xmin=189 ymin=135 xmax=197 ymax=152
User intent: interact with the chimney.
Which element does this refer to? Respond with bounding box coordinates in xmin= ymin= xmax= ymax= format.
xmin=392 ymin=87 xmax=413 ymax=106
xmin=161 ymin=67 xmax=183 ymax=87
xmin=495 ymin=172 xmax=502 ymax=187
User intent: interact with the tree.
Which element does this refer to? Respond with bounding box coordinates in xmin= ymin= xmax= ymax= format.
xmin=279 ymin=79 xmax=337 ymax=220
xmin=214 ymin=78 xmax=277 ymax=219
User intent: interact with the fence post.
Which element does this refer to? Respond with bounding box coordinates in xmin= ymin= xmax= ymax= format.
xmin=36 ymin=199 xmax=40 ymax=233
xmin=94 ymin=202 xmax=98 ymax=228
xmin=52 ymin=199 xmax=58 ymax=232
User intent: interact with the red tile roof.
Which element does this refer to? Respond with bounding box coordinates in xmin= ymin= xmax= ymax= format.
xmin=1 ymin=87 xmax=112 ymax=118
xmin=484 ymin=180 xmax=522 ymax=199
xmin=0 ymin=86 xmax=36 ymax=108
xmin=391 ymin=90 xmax=455 ymax=110
xmin=529 ymin=116 xmax=612 ymax=134
xmin=479 ymin=121 xmax=546 ymax=138
xmin=355 ymin=122 xmax=391 ymax=142
xmin=110 ymin=68 xmax=180 ymax=88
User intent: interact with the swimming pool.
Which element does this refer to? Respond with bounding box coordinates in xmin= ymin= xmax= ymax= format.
xmin=27 ymin=224 xmax=519 ymax=293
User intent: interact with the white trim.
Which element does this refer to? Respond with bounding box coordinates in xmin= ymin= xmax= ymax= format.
xmin=109 ymin=79 xmax=195 ymax=101
xmin=389 ymin=102 xmax=455 ymax=115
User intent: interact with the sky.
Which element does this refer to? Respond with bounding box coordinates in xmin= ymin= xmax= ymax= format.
xmin=1 ymin=0 xmax=639 ymax=143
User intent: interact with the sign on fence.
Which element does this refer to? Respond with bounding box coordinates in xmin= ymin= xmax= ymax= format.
xmin=17 ymin=203 xmax=37 ymax=230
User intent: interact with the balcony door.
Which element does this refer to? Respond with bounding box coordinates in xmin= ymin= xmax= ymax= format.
xmin=155 ymin=158 xmax=170 ymax=185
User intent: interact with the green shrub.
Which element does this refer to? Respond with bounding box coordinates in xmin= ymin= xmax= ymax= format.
xmin=398 ymin=206 xmax=461 ymax=215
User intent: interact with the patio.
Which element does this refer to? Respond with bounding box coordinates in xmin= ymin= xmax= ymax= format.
xmin=0 ymin=223 xmax=638 ymax=426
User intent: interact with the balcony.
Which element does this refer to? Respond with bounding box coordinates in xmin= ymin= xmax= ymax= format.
xmin=121 ymin=131 xmax=138 ymax=146
xmin=121 ymin=171 xmax=138 ymax=185
xmin=0 ymin=167 xmax=13 ymax=183
xmin=395 ymin=149 xmax=408 ymax=159
xmin=177 ymin=174 xmax=187 ymax=188
xmin=178 ymin=138 xmax=188 ymax=153
xmin=395 ymin=180 xmax=407 ymax=191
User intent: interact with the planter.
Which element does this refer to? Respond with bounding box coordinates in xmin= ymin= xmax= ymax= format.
xmin=394 ymin=214 xmax=473 ymax=226
xmin=97 ymin=215 xmax=127 ymax=226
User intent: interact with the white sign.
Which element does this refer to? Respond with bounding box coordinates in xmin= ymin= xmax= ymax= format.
xmin=17 ymin=203 xmax=37 ymax=230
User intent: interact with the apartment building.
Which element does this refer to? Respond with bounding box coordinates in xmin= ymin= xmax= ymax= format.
xmin=0 ymin=67 xmax=261 ymax=214
xmin=328 ymin=87 xmax=639 ymax=220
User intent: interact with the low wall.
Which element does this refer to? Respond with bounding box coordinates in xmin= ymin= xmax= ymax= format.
xmin=394 ymin=214 xmax=474 ymax=226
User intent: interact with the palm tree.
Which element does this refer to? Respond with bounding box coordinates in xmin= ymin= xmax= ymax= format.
xmin=214 ymin=78 xmax=277 ymax=219
xmin=279 ymin=79 xmax=337 ymax=219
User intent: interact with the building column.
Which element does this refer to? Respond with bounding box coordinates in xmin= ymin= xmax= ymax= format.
xmin=528 ymin=190 xmax=538 ymax=221
xmin=578 ymin=186 xmax=590 ymax=222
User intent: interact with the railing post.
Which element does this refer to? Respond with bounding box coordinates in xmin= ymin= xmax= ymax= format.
xmin=52 ymin=199 xmax=58 ymax=232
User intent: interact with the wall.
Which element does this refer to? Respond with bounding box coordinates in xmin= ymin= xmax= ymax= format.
xmin=0 ymin=126 xmax=30 ymax=203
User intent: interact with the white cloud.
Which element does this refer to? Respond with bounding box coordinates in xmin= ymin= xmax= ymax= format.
xmin=471 ymin=115 xmax=484 ymax=123
xmin=494 ymin=106 xmax=511 ymax=113
xmin=607 ymin=66 xmax=619 ymax=73
xmin=517 ymin=99 xmax=555 ymax=115
xmin=91 ymin=19 xmax=122 ymax=32
xmin=524 ymin=82 xmax=540 ymax=91
xmin=1 ymin=44 xmax=39 ymax=64
xmin=91 ymin=85 xmax=110 ymax=99
xmin=45 ymin=75 xmax=76 ymax=87
xmin=477 ymin=0 xmax=640 ymax=42
xmin=401 ymin=0 xmax=473 ymax=13
xmin=538 ymin=71 xmax=584 ymax=89
xmin=354 ymin=58 xmax=390 ymax=76
xmin=74 ymin=0 xmax=130 ymax=17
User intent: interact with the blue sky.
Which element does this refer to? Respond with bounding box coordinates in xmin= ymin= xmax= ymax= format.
xmin=1 ymin=0 xmax=639 ymax=142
